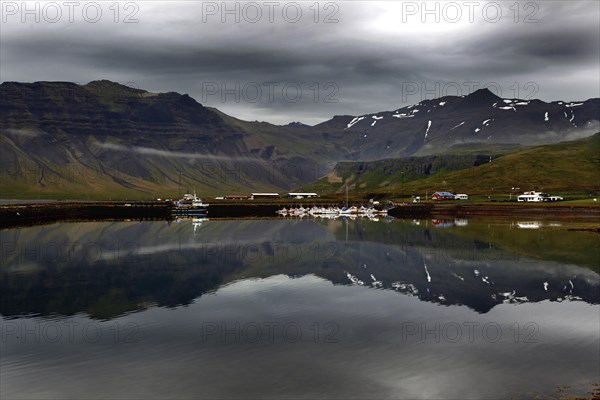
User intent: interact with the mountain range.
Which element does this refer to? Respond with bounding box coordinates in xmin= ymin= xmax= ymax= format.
xmin=1 ymin=80 xmax=598 ymax=198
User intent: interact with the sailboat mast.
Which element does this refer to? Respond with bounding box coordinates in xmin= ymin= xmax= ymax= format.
xmin=346 ymin=185 xmax=349 ymax=208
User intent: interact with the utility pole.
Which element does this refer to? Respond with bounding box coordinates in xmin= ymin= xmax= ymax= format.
xmin=178 ymin=171 xmax=182 ymax=199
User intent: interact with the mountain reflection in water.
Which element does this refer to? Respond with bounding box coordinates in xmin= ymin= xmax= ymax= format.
xmin=1 ymin=218 xmax=598 ymax=319
xmin=1 ymin=218 xmax=599 ymax=400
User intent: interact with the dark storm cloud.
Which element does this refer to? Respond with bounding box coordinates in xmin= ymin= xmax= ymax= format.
xmin=1 ymin=1 xmax=598 ymax=124
xmin=466 ymin=27 xmax=599 ymax=62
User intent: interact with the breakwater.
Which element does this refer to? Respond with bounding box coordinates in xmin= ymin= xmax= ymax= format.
xmin=0 ymin=201 xmax=171 ymax=229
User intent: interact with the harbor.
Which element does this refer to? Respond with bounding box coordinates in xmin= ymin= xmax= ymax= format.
xmin=2 ymin=200 xmax=599 ymax=229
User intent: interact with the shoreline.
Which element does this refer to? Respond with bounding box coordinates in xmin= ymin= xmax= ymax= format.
xmin=1 ymin=201 xmax=599 ymax=229
xmin=424 ymin=203 xmax=600 ymax=220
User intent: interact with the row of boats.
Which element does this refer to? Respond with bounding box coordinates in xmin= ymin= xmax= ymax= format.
xmin=171 ymin=192 xmax=392 ymax=220
xmin=277 ymin=205 xmax=388 ymax=218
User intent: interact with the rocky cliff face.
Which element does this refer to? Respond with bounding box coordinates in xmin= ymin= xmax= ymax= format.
xmin=0 ymin=81 xmax=332 ymax=197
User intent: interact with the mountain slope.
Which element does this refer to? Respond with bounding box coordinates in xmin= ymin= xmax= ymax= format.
xmin=307 ymin=133 xmax=600 ymax=197
xmin=313 ymin=88 xmax=599 ymax=159
xmin=1 ymin=81 xmax=598 ymax=199
xmin=0 ymin=81 xmax=338 ymax=198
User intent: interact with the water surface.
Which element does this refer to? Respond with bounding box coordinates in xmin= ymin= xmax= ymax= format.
xmin=1 ymin=218 xmax=599 ymax=399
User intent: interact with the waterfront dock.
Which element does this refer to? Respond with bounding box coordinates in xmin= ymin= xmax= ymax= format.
xmin=1 ymin=201 xmax=599 ymax=229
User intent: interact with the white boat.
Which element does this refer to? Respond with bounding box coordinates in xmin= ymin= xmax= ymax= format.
xmin=517 ymin=221 xmax=541 ymax=229
xmin=173 ymin=192 xmax=209 ymax=216
xmin=360 ymin=206 xmax=379 ymax=215
xmin=317 ymin=213 xmax=339 ymax=220
xmin=308 ymin=206 xmax=322 ymax=215
xmin=339 ymin=206 xmax=358 ymax=215
xmin=275 ymin=199 xmax=388 ymax=219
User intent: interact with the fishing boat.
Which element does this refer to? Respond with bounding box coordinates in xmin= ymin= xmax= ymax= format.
xmin=172 ymin=192 xmax=209 ymax=216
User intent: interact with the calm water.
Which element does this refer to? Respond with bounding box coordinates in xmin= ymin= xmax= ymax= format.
xmin=1 ymin=218 xmax=599 ymax=399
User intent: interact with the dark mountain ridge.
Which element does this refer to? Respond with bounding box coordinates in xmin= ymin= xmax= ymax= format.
xmin=1 ymin=81 xmax=598 ymax=198
xmin=328 ymin=88 xmax=599 ymax=159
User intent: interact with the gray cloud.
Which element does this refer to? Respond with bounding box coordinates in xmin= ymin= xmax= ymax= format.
xmin=1 ymin=1 xmax=598 ymax=124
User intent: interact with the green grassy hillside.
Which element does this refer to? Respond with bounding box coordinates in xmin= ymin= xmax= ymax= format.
xmin=304 ymin=133 xmax=600 ymax=199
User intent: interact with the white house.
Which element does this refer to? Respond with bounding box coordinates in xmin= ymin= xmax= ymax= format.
xmin=517 ymin=191 xmax=546 ymax=202
xmin=287 ymin=192 xmax=318 ymax=199
xmin=517 ymin=191 xmax=563 ymax=202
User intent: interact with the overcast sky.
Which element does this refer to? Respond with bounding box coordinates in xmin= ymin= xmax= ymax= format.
xmin=1 ymin=1 xmax=599 ymax=124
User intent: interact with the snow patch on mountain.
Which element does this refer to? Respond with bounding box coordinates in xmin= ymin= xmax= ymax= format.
xmin=451 ymin=272 xmax=465 ymax=281
xmin=499 ymin=291 xmax=529 ymax=304
xmin=346 ymin=272 xmax=364 ymax=286
xmin=569 ymin=110 xmax=577 ymax=127
xmin=450 ymin=121 xmax=465 ymax=130
xmin=347 ymin=116 xmax=364 ymax=129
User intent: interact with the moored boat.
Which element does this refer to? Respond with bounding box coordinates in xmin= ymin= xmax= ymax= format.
xmin=172 ymin=192 xmax=209 ymax=216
